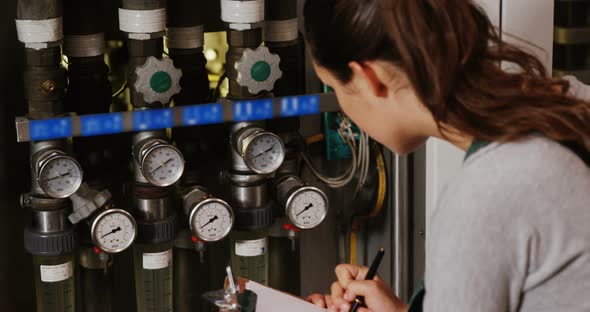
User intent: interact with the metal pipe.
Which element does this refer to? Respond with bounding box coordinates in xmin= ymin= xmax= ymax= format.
xmin=230 ymin=185 xmax=267 ymax=210
xmin=134 ymin=197 xmax=172 ymax=221
xmin=265 ymin=0 xmax=303 ymax=132
xmin=31 ymin=209 xmax=69 ymax=233
xmin=393 ymin=155 xmax=411 ymax=301
xmin=122 ymin=0 xmax=166 ymax=10
xmin=167 ymin=0 xmax=209 ymax=106
xmin=63 ymin=0 xmax=103 ymax=37
xmin=17 ymin=0 xmax=62 ymax=20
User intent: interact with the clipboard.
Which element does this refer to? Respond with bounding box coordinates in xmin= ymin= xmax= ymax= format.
xmin=242 ymin=279 xmax=327 ymax=312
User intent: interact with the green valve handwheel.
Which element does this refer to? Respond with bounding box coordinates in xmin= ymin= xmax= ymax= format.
xmin=235 ymin=46 xmax=283 ymax=94
xmin=134 ymin=56 xmax=182 ymax=104
xmin=149 ymin=71 xmax=173 ymax=94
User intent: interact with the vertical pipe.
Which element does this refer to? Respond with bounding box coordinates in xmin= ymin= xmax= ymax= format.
xmin=132 ymin=194 xmax=176 ymax=312
xmin=17 ymin=1 xmax=77 ymax=311
xmin=122 ymin=0 xmax=166 ymax=109
xmin=265 ymin=0 xmax=304 ymax=294
xmin=62 ymin=2 xmax=123 ymax=310
xmin=167 ymin=0 xmax=210 ymax=106
xmin=221 ymin=0 xmax=283 ymax=286
xmin=166 ymin=2 xmax=213 ymax=307
xmin=268 ymin=136 xmax=303 ymax=294
xmin=24 ymin=199 xmax=77 ymax=312
xmin=264 ymin=0 xmax=303 ymax=97
xmin=393 ymin=155 xmax=410 ymax=302
xmin=119 ymin=1 xmax=177 ymax=311
xmin=78 ymin=247 xmax=113 ymax=312
xmin=173 ymin=230 xmax=211 ymax=312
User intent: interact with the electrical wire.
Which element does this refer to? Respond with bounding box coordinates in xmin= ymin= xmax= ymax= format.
xmin=349 ymin=143 xmax=388 ymax=263
xmin=214 ymin=73 xmax=227 ymax=99
xmin=305 ymin=133 xmax=325 ymax=145
xmin=112 ymin=81 xmax=128 ymax=98
xmin=301 ymin=113 xmax=372 ymax=190
xmin=300 ymin=131 xmax=357 ymax=188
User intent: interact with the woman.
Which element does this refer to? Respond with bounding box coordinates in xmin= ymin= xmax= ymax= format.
xmin=303 ymin=0 xmax=590 ymax=311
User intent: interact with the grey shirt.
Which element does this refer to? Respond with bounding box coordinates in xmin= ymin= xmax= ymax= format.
xmin=424 ymin=136 xmax=590 ymax=311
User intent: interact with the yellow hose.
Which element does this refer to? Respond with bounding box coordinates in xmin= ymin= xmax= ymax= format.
xmin=349 ymin=229 xmax=358 ymax=265
xmin=371 ymin=143 xmax=387 ymax=217
xmin=305 ymin=133 xmax=325 ymax=145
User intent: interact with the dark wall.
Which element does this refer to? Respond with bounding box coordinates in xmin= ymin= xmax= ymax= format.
xmin=0 ymin=0 xmax=34 ymax=310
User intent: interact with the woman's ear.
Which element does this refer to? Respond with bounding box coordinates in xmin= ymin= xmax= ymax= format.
xmin=348 ymin=61 xmax=389 ymax=98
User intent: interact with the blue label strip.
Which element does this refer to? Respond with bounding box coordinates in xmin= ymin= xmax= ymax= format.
xmin=80 ymin=113 xmax=124 ymax=137
xmin=233 ymin=99 xmax=274 ymax=122
xmin=280 ymin=95 xmax=320 ymax=117
xmin=182 ymin=103 xmax=223 ymax=126
xmin=29 ymin=118 xmax=73 ymax=141
xmin=132 ymin=108 xmax=174 ymax=131
xmin=24 ymin=95 xmax=327 ymax=141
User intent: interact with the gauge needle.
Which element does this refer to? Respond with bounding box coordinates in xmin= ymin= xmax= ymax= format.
xmin=151 ymin=158 xmax=173 ymax=173
xmin=100 ymin=227 xmax=122 ymax=239
xmin=200 ymin=215 xmax=219 ymax=229
xmin=46 ymin=172 xmax=71 ymax=181
xmin=296 ymin=203 xmax=314 ymax=217
xmin=253 ymin=146 xmax=275 ymax=159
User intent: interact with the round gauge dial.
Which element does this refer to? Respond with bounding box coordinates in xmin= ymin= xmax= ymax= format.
xmin=190 ymin=199 xmax=234 ymax=242
xmin=242 ymin=132 xmax=285 ymax=174
xmin=91 ymin=209 xmax=137 ymax=254
xmin=140 ymin=144 xmax=185 ymax=187
xmin=286 ymin=186 xmax=329 ymax=230
xmin=37 ymin=155 xmax=83 ymax=198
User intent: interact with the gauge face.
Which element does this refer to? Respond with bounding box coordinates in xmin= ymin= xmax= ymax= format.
xmin=286 ymin=187 xmax=329 ymax=230
xmin=91 ymin=209 xmax=137 ymax=254
xmin=190 ymin=199 xmax=234 ymax=242
xmin=38 ymin=155 xmax=83 ymax=198
xmin=141 ymin=144 xmax=185 ymax=187
xmin=243 ymin=132 xmax=285 ymax=174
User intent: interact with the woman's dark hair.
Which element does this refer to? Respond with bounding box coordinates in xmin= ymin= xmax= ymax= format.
xmin=304 ymin=0 xmax=590 ymax=152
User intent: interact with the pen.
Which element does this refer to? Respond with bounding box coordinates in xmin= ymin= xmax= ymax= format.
xmin=349 ymin=248 xmax=385 ymax=312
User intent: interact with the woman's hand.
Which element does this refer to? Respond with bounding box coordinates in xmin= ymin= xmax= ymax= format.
xmin=306 ymin=293 xmax=334 ymax=308
xmin=328 ymin=264 xmax=407 ymax=312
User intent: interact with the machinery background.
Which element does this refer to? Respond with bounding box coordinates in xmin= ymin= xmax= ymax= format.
xmin=0 ymin=0 xmax=411 ymax=310
xmin=0 ymin=0 xmax=568 ymax=311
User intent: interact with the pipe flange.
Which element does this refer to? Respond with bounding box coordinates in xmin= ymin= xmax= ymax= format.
xmin=234 ymin=201 xmax=274 ymax=231
xmin=235 ymin=46 xmax=282 ymax=94
xmin=136 ymin=213 xmax=177 ymax=244
xmin=224 ymin=171 xmax=272 ymax=186
xmin=24 ymin=227 xmax=77 ymax=256
xmin=134 ymin=56 xmax=182 ymax=104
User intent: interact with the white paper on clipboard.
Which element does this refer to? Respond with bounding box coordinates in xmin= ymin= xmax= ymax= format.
xmin=245 ymin=281 xmax=328 ymax=312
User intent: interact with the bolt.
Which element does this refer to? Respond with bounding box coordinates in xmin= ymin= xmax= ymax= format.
xmin=20 ymin=194 xmax=31 ymax=208
xmin=42 ymin=80 xmax=56 ymax=92
xmin=419 ymin=230 xmax=425 ymax=236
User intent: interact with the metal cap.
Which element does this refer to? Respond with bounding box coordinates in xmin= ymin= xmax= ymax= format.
xmin=235 ymin=46 xmax=282 ymax=94
xmin=134 ymin=56 xmax=182 ymax=104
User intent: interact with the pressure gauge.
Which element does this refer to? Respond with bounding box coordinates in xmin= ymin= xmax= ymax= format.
xmin=189 ymin=198 xmax=234 ymax=242
xmin=235 ymin=127 xmax=285 ymax=174
xmin=286 ymin=186 xmax=329 ymax=229
xmin=91 ymin=209 xmax=137 ymax=254
xmin=137 ymin=139 xmax=185 ymax=187
xmin=36 ymin=150 xmax=83 ymax=199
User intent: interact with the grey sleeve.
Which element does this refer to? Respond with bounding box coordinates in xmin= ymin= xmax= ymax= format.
xmin=563 ymin=75 xmax=590 ymax=100
xmin=423 ymin=183 xmax=527 ymax=312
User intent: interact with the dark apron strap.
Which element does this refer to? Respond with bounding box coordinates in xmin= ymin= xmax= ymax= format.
xmin=408 ymin=280 xmax=425 ymax=312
